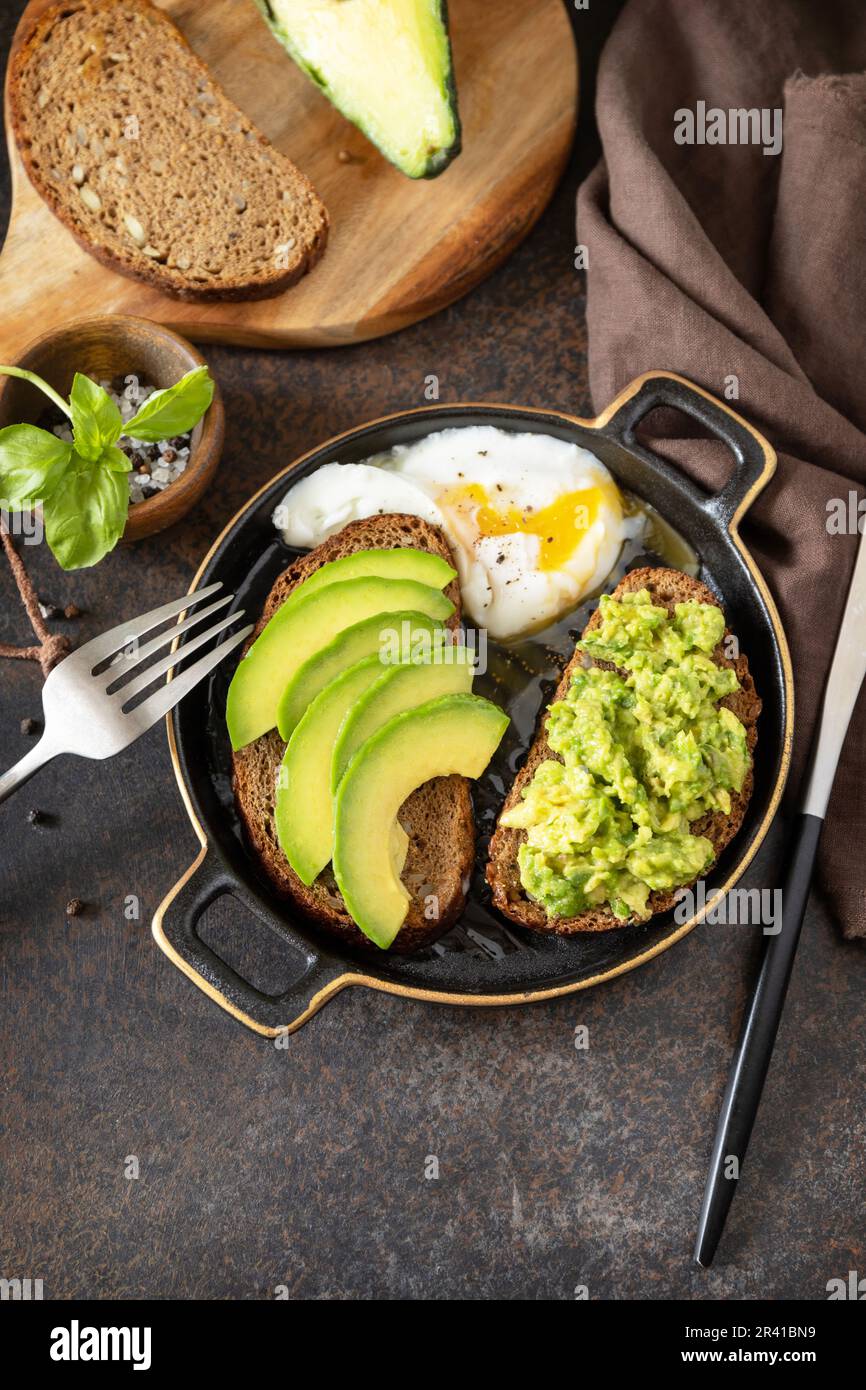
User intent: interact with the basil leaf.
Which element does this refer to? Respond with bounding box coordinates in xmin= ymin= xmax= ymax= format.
xmin=124 ymin=366 xmax=214 ymax=442
xmin=44 ymin=453 xmax=129 ymax=570
xmin=101 ymin=444 xmax=133 ymax=474
xmin=0 ymin=424 xmax=71 ymax=508
xmin=70 ymin=373 xmax=122 ymax=461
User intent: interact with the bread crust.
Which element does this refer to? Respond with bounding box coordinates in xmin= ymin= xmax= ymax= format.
xmin=231 ymin=514 xmax=474 ymax=955
xmin=486 ymin=567 xmax=761 ymax=934
xmin=9 ymin=0 xmax=328 ymax=302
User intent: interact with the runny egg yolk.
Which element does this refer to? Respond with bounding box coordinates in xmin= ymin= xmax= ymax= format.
xmin=436 ymin=482 xmax=619 ymax=571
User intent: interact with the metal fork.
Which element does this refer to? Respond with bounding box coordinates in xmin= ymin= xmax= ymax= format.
xmin=0 ymin=583 xmax=252 ymax=805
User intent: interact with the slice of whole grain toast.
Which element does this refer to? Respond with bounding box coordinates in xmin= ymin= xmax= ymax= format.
xmin=9 ymin=0 xmax=328 ymax=301
xmin=486 ymin=567 xmax=761 ymax=934
xmin=232 ymin=513 xmax=472 ymax=954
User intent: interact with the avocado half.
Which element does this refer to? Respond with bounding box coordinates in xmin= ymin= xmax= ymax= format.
xmin=255 ymin=0 xmax=462 ymax=179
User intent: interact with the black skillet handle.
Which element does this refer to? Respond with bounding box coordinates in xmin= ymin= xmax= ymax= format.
xmin=599 ymin=371 xmax=776 ymax=529
xmin=152 ymin=850 xmax=347 ymax=1037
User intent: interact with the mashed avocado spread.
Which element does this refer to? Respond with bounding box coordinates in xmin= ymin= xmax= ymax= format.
xmin=501 ymin=590 xmax=749 ymax=922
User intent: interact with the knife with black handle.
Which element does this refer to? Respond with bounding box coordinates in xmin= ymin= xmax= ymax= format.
xmin=694 ymin=522 xmax=866 ymax=1266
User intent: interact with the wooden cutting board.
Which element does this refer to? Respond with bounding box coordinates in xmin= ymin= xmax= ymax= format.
xmin=0 ymin=0 xmax=577 ymax=357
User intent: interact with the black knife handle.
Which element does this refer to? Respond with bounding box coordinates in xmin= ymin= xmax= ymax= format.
xmin=694 ymin=812 xmax=824 ymax=1266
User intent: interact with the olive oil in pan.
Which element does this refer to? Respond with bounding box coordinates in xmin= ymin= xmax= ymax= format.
xmin=425 ymin=496 xmax=698 ymax=960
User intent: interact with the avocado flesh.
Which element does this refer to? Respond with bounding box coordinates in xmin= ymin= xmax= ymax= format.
xmin=276 ymin=609 xmax=445 ymax=740
xmin=276 ymin=655 xmax=385 ymax=884
xmin=333 ymin=693 xmax=509 ymax=948
xmin=226 ymin=576 xmax=453 ymax=750
xmin=331 ymin=644 xmax=474 ymax=791
xmin=277 ymin=547 xmax=456 ymax=609
xmin=257 ymin=0 xmax=461 ymax=179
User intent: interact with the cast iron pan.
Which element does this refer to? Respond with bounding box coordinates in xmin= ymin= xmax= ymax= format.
xmin=152 ymin=371 xmax=794 ymax=1035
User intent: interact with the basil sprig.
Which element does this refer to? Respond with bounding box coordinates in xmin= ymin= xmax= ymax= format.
xmin=0 ymin=364 xmax=214 ymax=570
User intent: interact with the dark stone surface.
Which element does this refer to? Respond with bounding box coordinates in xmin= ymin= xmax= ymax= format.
xmin=1 ymin=1 xmax=863 ymax=1302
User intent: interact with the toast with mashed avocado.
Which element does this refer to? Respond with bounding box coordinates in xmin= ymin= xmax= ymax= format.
xmin=232 ymin=513 xmax=475 ymax=954
xmin=487 ymin=568 xmax=760 ymax=933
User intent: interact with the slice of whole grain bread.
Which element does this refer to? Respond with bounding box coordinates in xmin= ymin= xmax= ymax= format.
xmin=9 ymin=0 xmax=328 ymax=301
xmin=486 ymin=567 xmax=761 ymax=934
xmin=232 ymin=513 xmax=473 ymax=954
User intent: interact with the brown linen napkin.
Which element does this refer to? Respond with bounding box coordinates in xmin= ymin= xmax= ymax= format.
xmin=577 ymin=0 xmax=866 ymax=938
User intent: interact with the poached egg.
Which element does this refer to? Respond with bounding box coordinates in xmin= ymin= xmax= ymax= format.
xmin=273 ymin=427 xmax=643 ymax=640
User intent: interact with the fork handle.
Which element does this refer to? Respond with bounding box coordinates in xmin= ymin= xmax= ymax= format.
xmin=0 ymin=737 xmax=57 ymax=805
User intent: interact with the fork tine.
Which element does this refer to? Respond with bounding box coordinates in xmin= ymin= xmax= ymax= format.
xmin=118 ymin=610 xmax=245 ymax=705
xmin=67 ymin=582 xmax=225 ymax=671
xmin=102 ymin=593 xmax=234 ymax=688
xmin=127 ymin=624 xmax=254 ymax=729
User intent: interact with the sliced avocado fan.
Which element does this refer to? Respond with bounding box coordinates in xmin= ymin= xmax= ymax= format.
xmin=333 ymin=693 xmax=509 ymax=948
xmin=254 ymin=0 xmax=461 ymax=179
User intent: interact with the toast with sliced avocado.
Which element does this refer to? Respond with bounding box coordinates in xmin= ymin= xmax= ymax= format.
xmin=487 ymin=568 xmax=761 ymax=934
xmin=232 ymin=513 xmax=481 ymax=953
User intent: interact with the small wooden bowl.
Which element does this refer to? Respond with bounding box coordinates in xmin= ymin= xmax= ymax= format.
xmin=0 ymin=314 xmax=225 ymax=541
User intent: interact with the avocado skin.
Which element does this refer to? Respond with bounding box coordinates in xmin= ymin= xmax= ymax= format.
xmin=425 ymin=1 xmax=462 ymax=179
xmin=416 ymin=0 xmax=462 ymax=179
xmin=253 ymin=0 xmax=462 ymax=180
